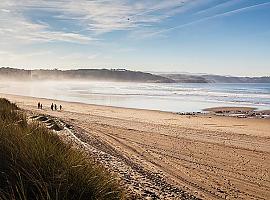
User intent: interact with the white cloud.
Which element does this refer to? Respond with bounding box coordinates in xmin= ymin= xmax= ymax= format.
xmin=0 ymin=50 xmax=52 ymax=63
xmin=0 ymin=0 xmax=196 ymax=66
xmin=1 ymin=9 xmax=10 ymax=13
xmin=0 ymin=1 xmax=97 ymax=45
xmin=55 ymin=0 xmax=191 ymax=33
xmin=60 ymin=53 xmax=99 ymax=60
xmin=0 ymin=0 xmax=193 ymax=44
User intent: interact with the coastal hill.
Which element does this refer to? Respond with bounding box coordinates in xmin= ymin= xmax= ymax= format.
xmin=160 ymin=73 xmax=270 ymax=83
xmin=159 ymin=73 xmax=208 ymax=83
xmin=0 ymin=67 xmax=269 ymax=83
xmin=201 ymin=74 xmax=270 ymax=83
xmin=0 ymin=67 xmax=174 ymax=83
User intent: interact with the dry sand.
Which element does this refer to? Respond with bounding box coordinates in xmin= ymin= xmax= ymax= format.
xmin=1 ymin=93 xmax=270 ymax=199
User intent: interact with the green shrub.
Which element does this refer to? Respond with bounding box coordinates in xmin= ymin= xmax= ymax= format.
xmin=0 ymin=98 xmax=125 ymax=200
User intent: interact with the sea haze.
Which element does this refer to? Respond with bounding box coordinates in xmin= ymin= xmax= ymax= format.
xmin=0 ymin=81 xmax=269 ymax=112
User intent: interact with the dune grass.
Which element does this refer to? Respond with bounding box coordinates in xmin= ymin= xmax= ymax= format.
xmin=0 ymin=98 xmax=126 ymax=200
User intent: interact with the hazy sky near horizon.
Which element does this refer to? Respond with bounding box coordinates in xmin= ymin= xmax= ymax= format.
xmin=0 ymin=0 xmax=269 ymax=76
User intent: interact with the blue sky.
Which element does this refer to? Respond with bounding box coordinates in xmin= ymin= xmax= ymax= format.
xmin=0 ymin=0 xmax=269 ymax=76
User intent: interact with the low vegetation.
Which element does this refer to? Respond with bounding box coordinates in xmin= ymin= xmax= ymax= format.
xmin=0 ymin=98 xmax=125 ymax=200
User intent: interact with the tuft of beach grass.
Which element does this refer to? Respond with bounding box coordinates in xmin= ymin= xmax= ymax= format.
xmin=0 ymin=98 xmax=126 ymax=200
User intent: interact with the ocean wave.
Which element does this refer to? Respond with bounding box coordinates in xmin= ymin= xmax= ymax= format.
xmin=0 ymin=82 xmax=269 ymax=111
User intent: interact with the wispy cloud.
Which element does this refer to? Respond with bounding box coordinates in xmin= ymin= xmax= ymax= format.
xmin=0 ymin=0 xmax=195 ymax=45
xmin=48 ymin=0 xmax=193 ymax=33
xmin=0 ymin=50 xmax=52 ymax=63
xmin=147 ymin=1 xmax=270 ymax=37
xmin=194 ymin=0 xmax=235 ymax=15
xmin=0 ymin=4 xmax=95 ymax=44
xmin=1 ymin=1 xmax=268 ymax=43
xmin=60 ymin=53 xmax=99 ymax=60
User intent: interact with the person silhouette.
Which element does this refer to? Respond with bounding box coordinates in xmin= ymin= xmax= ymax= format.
xmin=38 ymin=102 xmax=40 ymax=109
xmin=54 ymin=104 xmax=57 ymax=110
xmin=51 ymin=103 xmax=54 ymax=111
xmin=40 ymin=104 xmax=43 ymax=109
xmin=60 ymin=105 xmax=62 ymax=110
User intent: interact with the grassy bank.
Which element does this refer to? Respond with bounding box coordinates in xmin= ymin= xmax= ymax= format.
xmin=0 ymin=98 xmax=125 ymax=200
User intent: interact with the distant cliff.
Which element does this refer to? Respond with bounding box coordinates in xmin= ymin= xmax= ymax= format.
xmin=0 ymin=68 xmax=31 ymax=80
xmin=0 ymin=68 xmax=175 ymax=83
xmin=161 ymin=73 xmax=270 ymax=83
xmin=201 ymin=75 xmax=270 ymax=83
xmin=160 ymin=74 xmax=208 ymax=83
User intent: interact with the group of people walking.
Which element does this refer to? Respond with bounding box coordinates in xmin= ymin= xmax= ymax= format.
xmin=37 ymin=102 xmax=62 ymax=111
xmin=51 ymin=103 xmax=62 ymax=111
xmin=37 ymin=102 xmax=43 ymax=109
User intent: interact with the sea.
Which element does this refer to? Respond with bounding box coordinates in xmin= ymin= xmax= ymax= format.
xmin=0 ymin=81 xmax=269 ymax=112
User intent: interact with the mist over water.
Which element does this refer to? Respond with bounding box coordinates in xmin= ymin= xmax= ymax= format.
xmin=0 ymin=81 xmax=269 ymax=112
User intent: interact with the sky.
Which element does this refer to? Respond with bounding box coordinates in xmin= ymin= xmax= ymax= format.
xmin=0 ymin=0 xmax=269 ymax=76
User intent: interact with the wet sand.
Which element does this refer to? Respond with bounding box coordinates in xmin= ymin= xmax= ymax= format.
xmin=1 ymin=93 xmax=270 ymax=199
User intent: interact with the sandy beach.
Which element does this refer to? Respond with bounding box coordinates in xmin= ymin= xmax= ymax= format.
xmin=1 ymin=93 xmax=269 ymax=199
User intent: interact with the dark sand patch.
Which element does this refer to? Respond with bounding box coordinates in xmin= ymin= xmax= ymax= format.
xmin=203 ymin=107 xmax=256 ymax=113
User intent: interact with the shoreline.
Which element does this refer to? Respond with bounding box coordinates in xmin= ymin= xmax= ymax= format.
xmin=0 ymin=92 xmax=177 ymax=114
xmin=1 ymin=92 xmax=269 ymax=119
xmin=1 ymin=93 xmax=270 ymax=138
xmin=1 ymin=92 xmax=270 ymax=199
